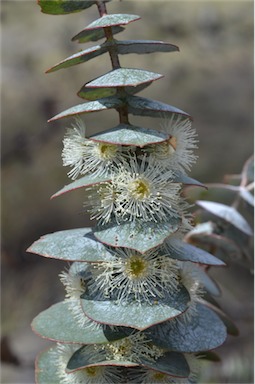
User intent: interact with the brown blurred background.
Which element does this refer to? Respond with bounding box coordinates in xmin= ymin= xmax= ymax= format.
xmin=1 ymin=1 xmax=253 ymax=383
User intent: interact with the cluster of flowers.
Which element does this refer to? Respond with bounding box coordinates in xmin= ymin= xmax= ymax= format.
xmin=56 ymin=116 xmax=203 ymax=383
xmin=62 ymin=116 xmax=197 ymax=225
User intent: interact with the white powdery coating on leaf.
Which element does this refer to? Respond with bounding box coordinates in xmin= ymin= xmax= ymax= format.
xmin=128 ymin=367 xmax=189 ymax=384
xmin=90 ymin=247 xmax=180 ymax=304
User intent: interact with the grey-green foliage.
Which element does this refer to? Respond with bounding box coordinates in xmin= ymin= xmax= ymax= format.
xmin=29 ymin=1 xmax=232 ymax=383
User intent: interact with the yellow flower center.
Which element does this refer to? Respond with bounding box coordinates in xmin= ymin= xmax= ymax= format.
xmin=128 ymin=178 xmax=150 ymax=199
xmin=126 ymin=255 xmax=148 ymax=278
xmin=84 ymin=366 xmax=99 ymax=376
xmin=152 ymin=371 xmax=167 ymax=381
xmin=98 ymin=143 xmax=118 ymax=159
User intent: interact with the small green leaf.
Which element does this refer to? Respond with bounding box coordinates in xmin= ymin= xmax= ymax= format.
xmin=48 ymin=97 xmax=123 ymax=121
xmin=94 ymin=218 xmax=180 ymax=253
xmin=165 ymin=237 xmax=225 ymax=266
xmin=89 ymin=124 xmax=168 ymax=147
xmin=84 ymin=13 xmax=141 ymax=29
xmin=46 ymin=45 xmax=108 ymax=73
xmin=36 ymin=347 xmax=61 ymax=384
xmin=27 ymin=228 xmax=115 ymax=262
xmin=115 ymin=40 xmax=179 ymax=55
xmin=197 ymin=200 xmax=253 ymax=236
xmin=81 ymin=285 xmax=189 ymax=330
xmin=72 ymin=26 xmax=124 ymax=43
xmin=127 ymin=95 xmax=191 ymax=119
xmin=78 ymin=82 xmax=151 ymax=101
xmin=51 ymin=174 xmax=110 ymax=198
xmin=31 ymin=301 xmax=111 ymax=344
xmin=38 ymin=0 xmax=98 ymax=15
xmin=146 ymin=303 xmax=227 ymax=352
xmin=141 ymin=352 xmax=189 ymax=378
xmin=78 ymin=87 xmax=117 ymax=101
xmin=85 ymin=68 xmax=163 ymax=88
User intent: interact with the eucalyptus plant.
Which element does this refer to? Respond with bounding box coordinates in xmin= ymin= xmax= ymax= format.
xmin=28 ymin=1 xmax=232 ymax=383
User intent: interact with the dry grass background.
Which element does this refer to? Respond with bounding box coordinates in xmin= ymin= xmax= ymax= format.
xmin=1 ymin=1 xmax=254 ymax=383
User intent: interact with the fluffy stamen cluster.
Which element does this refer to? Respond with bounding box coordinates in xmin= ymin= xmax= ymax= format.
xmin=90 ymin=247 xmax=180 ymax=304
xmin=59 ymin=262 xmax=101 ymax=330
xmin=143 ymin=115 xmax=198 ymax=173
xmin=99 ymin=332 xmax=164 ymax=363
xmin=54 ymin=343 xmax=122 ymax=384
xmin=85 ymin=155 xmax=183 ymax=224
xmin=62 ymin=118 xmax=128 ymax=179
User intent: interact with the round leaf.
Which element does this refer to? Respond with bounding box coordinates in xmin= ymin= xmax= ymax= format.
xmin=197 ymin=200 xmax=253 ymax=236
xmin=94 ymin=218 xmax=180 ymax=253
xmin=83 ymin=13 xmax=141 ymax=29
xmin=141 ymin=351 xmax=189 ymax=378
xmin=146 ymin=303 xmax=227 ymax=352
xmin=48 ymin=97 xmax=123 ymax=122
xmin=46 ymin=45 xmax=108 ymax=73
xmin=85 ymin=68 xmax=163 ymax=88
xmin=27 ymin=228 xmax=115 ymax=262
xmin=78 ymin=82 xmax=151 ymax=101
xmin=31 ymin=301 xmax=111 ymax=344
xmin=127 ymin=95 xmax=191 ymax=119
xmin=81 ymin=285 xmax=189 ymax=330
xmin=51 ymin=174 xmax=111 ymax=198
xmin=89 ymin=123 xmax=168 ymax=147
xmin=72 ymin=26 xmax=124 ymax=43
xmin=35 ymin=347 xmax=61 ymax=384
xmin=165 ymin=237 xmax=225 ymax=266
xmin=116 ymin=40 xmax=179 ymax=55
xmin=38 ymin=0 xmax=99 ymax=15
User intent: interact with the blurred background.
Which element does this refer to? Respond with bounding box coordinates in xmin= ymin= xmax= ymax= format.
xmin=1 ymin=1 xmax=253 ymax=383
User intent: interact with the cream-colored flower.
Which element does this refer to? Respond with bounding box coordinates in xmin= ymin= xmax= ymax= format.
xmin=62 ymin=118 xmax=126 ymax=179
xmin=143 ymin=115 xmax=198 ymax=173
xmin=54 ymin=343 xmax=122 ymax=384
xmin=90 ymin=247 xmax=180 ymax=304
xmin=113 ymin=155 xmax=183 ymax=223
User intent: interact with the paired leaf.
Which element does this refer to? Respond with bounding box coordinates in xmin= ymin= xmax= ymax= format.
xmin=94 ymin=218 xmax=180 ymax=253
xmin=72 ymin=26 xmax=124 ymax=44
xmin=126 ymin=95 xmax=191 ymax=119
xmin=85 ymin=68 xmax=163 ymax=88
xmin=141 ymin=352 xmax=189 ymax=378
xmin=81 ymin=13 xmax=140 ymax=30
xmin=46 ymin=45 xmax=108 ymax=73
xmin=146 ymin=303 xmax=227 ymax=352
xmin=197 ymin=200 xmax=253 ymax=236
xmin=31 ymin=301 xmax=111 ymax=344
xmin=38 ymin=0 xmax=101 ymax=15
xmin=165 ymin=237 xmax=225 ymax=266
xmin=78 ymin=82 xmax=151 ymax=100
xmin=187 ymin=222 xmax=243 ymax=261
xmin=48 ymin=96 xmax=123 ymax=121
xmin=36 ymin=347 xmax=61 ymax=384
xmin=27 ymin=228 xmax=115 ymax=262
xmin=81 ymin=285 xmax=189 ymax=330
xmin=89 ymin=123 xmax=168 ymax=147
xmin=51 ymin=174 xmax=110 ymax=198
